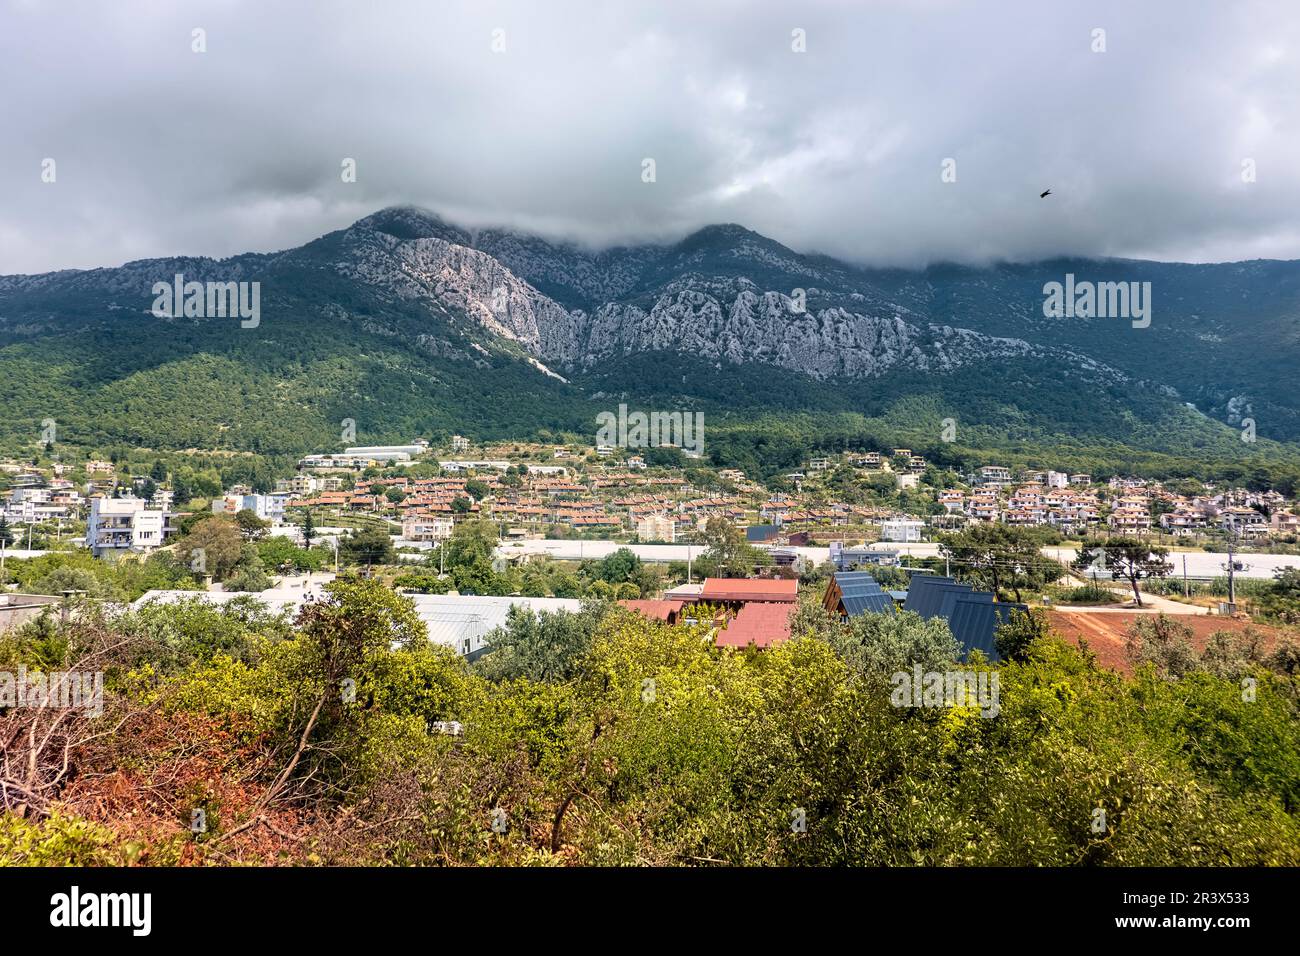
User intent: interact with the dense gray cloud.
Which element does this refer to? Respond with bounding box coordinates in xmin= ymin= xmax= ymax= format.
xmin=1 ymin=0 xmax=1297 ymax=274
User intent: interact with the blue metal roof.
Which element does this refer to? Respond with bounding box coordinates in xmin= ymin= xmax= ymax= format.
xmin=842 ymin=592 xmax=896 ymax=616
xmin=901 ymin=575 xmax=956 ymax=613
xmin=909 ymin=582 xmax=973 ymax=618
xmin=947 ymin=598 xmax=1001 ymax=660
xmin=834 ymin=573 xmax=884 ymax=593
xmin=936 ymin=587 xmax=991 ymax=622
xmin=832 ymin=572 xmax=895 ymax=617
xmin=945 ymin=598 xmax=1029 ymax=662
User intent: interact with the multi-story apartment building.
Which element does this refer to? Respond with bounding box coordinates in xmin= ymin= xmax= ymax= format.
xmin=1159 ymin=509 xmax=1207 ymax=535
xmin=1107 ymin=506 xmax=1151 ymax=532
xmin=1272 ymin=512 xmax=1300 ymax=535
xmin=967 ymin=494 xmax=1000 ymax=522
xmin=401 ymin=514 xmax=455 ymax=542
xmin=211 ymin=493 xmax=286 ymax=522
xmin=978 ymin=466 xmax=1013 ymax=487
xmin=880 ymin=518 xmax=925 ymax=542
xmin=86 ymin=497 xmax=171 ymax=558
xmin=1220 ymin=507 xmax=1269 ymax=538
xmin=636 ymin=513 xmax=676 ymax=542
xmin=938 ymin=490 xmax=966 ymax=514
xmin=276 ymin=474 xmax=319 ymax=495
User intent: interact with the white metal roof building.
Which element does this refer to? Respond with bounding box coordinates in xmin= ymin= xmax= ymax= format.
xmin=130 ymin=587 xmax=582 ymax=657
xmin=408 ymin=594 xmax=582 ymax=657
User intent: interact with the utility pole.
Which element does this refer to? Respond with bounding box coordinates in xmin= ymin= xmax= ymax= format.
xmin=1227 ymin=530 xmax=1236 ymax=608
xmin=1222 ymin=529 xmax=1248 ymax=611
xmin=1182 ymin=553 xmax=1189 ymax=599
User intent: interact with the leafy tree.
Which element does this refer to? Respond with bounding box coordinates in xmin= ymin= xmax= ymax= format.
xmin=392 ymin=570 xmax=452 ymax=594
xmin=234 ymin=509 xmax=270 ymax=539
xmin=1075 ymin=536 xmax=1172 ymax=606
xmin=596 ymin=547 xmax=641 ymax=586
xmin=475 ymin=602 xmax=608 ymax=682
xmin=813 ymin=608 xmax=962 ymax=678
xmin=1256 ymin=568 xmax=1300 ymax=625
xmin=1125 ymin=615 xmax=1199 ymax=678
xmin=697 ymin=517 xmax=770 ymax=577
xmin=339 ymin=527 xmax=396 ymax=567
xmin=995 ymin=607 xmax=1052 ymax=662
xmin=451 ymin=556 xmax=508 ymax=595
xmin=438 ymin=520 xmax=498 ymax=571
xmin=940 ymin=523 xmax=1062 ymax=601
xmin=257 ymin=535 xmax=325 ymax=573
xmin=176 ymin=517 xmax=245 ymax=581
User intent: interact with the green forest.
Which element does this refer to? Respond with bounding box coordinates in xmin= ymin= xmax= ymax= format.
xmin=3 ymin=579 xmax=1298 ymax=866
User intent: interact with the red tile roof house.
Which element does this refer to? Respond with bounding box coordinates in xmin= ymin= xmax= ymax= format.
xmin=695 ymin=578 xmax=798 ymax=649
xmin=618 ymin=599 xmax=686 ymax=623
xmin=698 ymin=578 xmax=798 ymax=604
xmin=714 ymin=601 xmax=797 ymax=649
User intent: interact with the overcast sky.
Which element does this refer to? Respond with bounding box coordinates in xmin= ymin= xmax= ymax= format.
xmin=1 ymin=0 xmax=1297 ymax=274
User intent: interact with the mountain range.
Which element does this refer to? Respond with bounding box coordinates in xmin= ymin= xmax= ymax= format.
xmin=2 ymin=205 xmax=1298 ymax=479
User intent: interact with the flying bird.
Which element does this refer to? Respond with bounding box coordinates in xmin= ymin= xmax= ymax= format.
xmin=1040 ymin=188 xmax=1052 ymax=198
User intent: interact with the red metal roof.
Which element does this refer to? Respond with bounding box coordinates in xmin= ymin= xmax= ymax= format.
xmin=715 ymin=602 xmax=796 ymax=648
xmin=699 ymin=577 xmax=798 ymax=603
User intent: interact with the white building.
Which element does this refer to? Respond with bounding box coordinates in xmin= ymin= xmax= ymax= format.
xmin=131 ymin=588 xmax=583 ymax=660
xmin=636 ymin=513 xmax=676 ymax=543
xmin=410 ymin=594 xmax=582 ymax=659
xmin=86 ymin=497 xmax=168 ymax=558
xmin=344 ymin=444 xmax=425 ymax=464
xmin=298 ymin=454 xmax=370 ymax=471
xmin=276 ymin=474 xmax=319 ymax=495
xmin=978 ymin=466 xmax=1013 ymax=487
xmin=402 ymin=514 xmax=455 ymax=542
xmin=880 ymin=518 xmax=925 ymax=543
xmin=1220 ymin=508 xmax=1269 ymax=538
xmin=211 ymin=493 xmax=286 ymax=521
xmin=438 ymin=460 xmax=510 ymax=473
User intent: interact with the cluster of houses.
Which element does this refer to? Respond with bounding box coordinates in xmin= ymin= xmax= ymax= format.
xmin=1 ymin=464 xmax=85 ymax=532
xmin=936 ymin=470 xmax=1295 ymax=539
xmin=619 ymin=569 xmax=1021 ymax=660
xmin=5 ymin=437 xmax=1299 ymax=571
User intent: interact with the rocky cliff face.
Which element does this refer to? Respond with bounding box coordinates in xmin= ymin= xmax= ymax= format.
xmin=328 ymin=206 xmax=1104 ymax=384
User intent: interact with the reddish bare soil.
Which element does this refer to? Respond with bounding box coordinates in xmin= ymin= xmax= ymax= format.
xmin=1046 ymin=610 xmax=1291 ymax=675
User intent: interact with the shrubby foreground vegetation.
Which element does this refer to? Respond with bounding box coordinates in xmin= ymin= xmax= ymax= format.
xmin=2 ymin=580 xmax=1298 ymax=866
